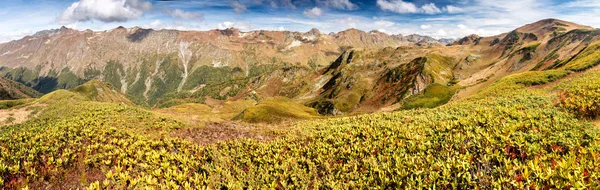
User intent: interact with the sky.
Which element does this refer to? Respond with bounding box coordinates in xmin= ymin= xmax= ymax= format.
xmin=1 ymin=0 xmax=600 ymax=43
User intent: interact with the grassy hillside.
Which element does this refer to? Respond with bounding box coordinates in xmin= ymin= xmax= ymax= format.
xmin=0 ymin=77 xmax=41 ymax=100
xmin=1 ymin=64 xmax=600 ymax=189
xmin=401 ymin=83 xmax=455 ymax=109
xmin=235 ymin=96 xmax=321 ymax=123
xmin=3 ymin=19 xmax=600 ymax=189
xmin=70 ymin=80 xmax=135 ymax=106
xmin=156 ymin=99 xmax=256 ymax=125
xmin=562 ymin=41 xmax=600 ymax=71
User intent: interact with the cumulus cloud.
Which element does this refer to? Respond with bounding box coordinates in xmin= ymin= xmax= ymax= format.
xmin=377 ymin=0 xmax=444 ymax=14
xmin=444 ymin=5 xmax=464 ymax=13
xmin=58 ymin=0 xmax=152 ymax=24
xmin=420 ymin=24 xmax=432 ymax=29
xmin=58 ymin=0 xmax=204 ymax=24
xmin=217 ymin=21 xmax=252 ymax=31
xmin=337 ymin=17 xmax=359 ymax=28
xmin=435 ymin=29 xmax=447 ymax=37
xmin=376 ymin=0 xmax=418 ymax=13
xmin=303 ymin=7 xmax=323 ymax=18
xmin=374 ymin=20 xmax=395 ymax=27
xmin=421 ymin=3 xmax=441 ymax=14
xmin=0 ymin=29 xmax=34 ymax=43
xmin=231 ymin=1 xmax=248 ymax=14
xmin=316 ymin=0 xmax=359 ymax=10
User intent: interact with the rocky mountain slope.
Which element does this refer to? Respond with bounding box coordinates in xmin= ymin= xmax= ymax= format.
xmin=0 ymin=26 xmax=449 ymax=104
xmin=450 ymin=18 xmax=599 ymax=99
xmin=0 ymin=18 xmax=598 ymax=115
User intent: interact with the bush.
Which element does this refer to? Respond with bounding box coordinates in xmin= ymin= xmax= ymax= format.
xmin=557 ymin=70 xmax=600 ymax=118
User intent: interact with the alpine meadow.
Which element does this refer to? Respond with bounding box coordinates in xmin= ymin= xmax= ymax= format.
xmin=1 ymin=0 xmax=600 ymax=189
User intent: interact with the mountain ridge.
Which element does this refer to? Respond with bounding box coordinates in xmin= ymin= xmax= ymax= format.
xmin=0 ymin=18 xmax=598 ymax=114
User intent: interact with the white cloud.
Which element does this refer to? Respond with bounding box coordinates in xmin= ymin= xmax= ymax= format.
xmin=377 ymin=0 xmax=444 ymax=14
xmin=453 ymin=23 xmax=499 ymax=37
xmin=303 ymin=7 xmax=323 ymax=18
xmin=420 ymin=24 xmax=432 ymax=29
xmin=377 ymin=0 xmax=418 ymax=13
xmin=374 ymin=20 xmax=395 ymax=27
xmin=0 ymin=29 xmax=34 ymax=43
xmin=231 ymin=1 xmax=247 ymax=14
xmin=421 ymin=3 xmax=441 ymax=14
xmin=148 ymin=20 xmax=163 ymax=28
xmin=316 ymin=0 xmax=359 ymax=10
xmin=337 ymin=17 xmax=359 ymax=28
xmin=58 ymin=0 xmax=152 ymax=24
xmin=435 ymin=29 xmax=447 ymax=37
xmin=166 ymin=9 xmax=203 ymax=20
xmin=217 ymin=21 xmax=252 ymax=31
xmin=444 ymin=5 xmax=464 ymax=13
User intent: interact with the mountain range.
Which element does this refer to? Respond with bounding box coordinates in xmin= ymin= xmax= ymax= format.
xmin=0 ymin=18 xmax=598 ymax=115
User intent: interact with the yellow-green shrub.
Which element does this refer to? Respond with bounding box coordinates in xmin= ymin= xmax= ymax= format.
xmin=557 ymin=70 xmax=600 ymax=118
xmin=563 ymin=41 xmax=600 ymax=71
xmin=475 ymin=70 xmax=570 ymax=98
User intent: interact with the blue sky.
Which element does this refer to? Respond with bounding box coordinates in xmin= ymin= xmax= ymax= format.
xmin=1 ymin=0 xmax=599 ymax=42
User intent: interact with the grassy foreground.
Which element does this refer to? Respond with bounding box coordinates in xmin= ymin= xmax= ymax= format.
xmin=1 ymin=70 xmax=600 ymax=189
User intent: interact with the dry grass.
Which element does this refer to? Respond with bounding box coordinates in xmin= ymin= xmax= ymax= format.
xmin=155 ymin=99 xmax=256 ymax=126
xmin=0 ymin=104 xmax=45 ymax=127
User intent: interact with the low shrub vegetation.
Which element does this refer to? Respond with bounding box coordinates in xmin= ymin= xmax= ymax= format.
xmin=557 ymin=70 xmax=600 ymax=118
xmin=563 ymin=41 xmax=600 ymax=71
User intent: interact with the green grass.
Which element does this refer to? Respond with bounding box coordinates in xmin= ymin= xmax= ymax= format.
xmin=401 ymin=84 xmax=455 ymax=109
xmin=424 ymin=54 xmax=455 ymax=84
xmin=0 ymin=99 xmax=34 ymax=110
xmin=236 ymin=96 xmax=321 ymax=123
xmin=36 ymin=90 xmax=87 ymax=104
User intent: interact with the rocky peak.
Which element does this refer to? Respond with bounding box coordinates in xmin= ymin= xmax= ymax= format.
xmin=307 ymin=28 xmax=321 ymax=36
xmin=516 ymin=18 xmax=594 ymax=40
xmin=33 ymin=26 xmax=72 ymax=37
xmin=453 ymin=34 xmax=481 ymax=45
xmin=216 ymin=28 xmax=241 ymax=36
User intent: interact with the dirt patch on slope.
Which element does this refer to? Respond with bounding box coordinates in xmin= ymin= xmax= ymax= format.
xmin=0 ymin=104 xmax=45 ymax=127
